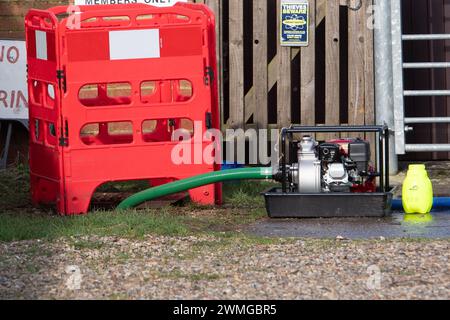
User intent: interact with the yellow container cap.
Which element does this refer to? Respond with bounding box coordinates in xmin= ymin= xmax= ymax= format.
xmin=409 ymin=164 xmax=426 ymax=170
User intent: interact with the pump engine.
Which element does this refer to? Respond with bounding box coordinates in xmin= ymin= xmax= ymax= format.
xmin=285 ymin=136 xmax=377 ymax=193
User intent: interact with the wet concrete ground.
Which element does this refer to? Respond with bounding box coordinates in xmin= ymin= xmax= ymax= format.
xmin=247 ymin=211 xmax=450 ymax=239
xmin=247 ymin=162 xmax=450 ymax=240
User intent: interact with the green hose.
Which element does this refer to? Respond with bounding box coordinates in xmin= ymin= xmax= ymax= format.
xmin=117 ymin=167 xmax=274 ymax=210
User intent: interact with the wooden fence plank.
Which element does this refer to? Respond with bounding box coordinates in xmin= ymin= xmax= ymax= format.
xmin=253 ymin=0 xmax=268 ymax=129
xmin=325 ymin=0 xmax=340 ymax=135
xmin=244 ymin=88 xmax=255 ymax=124
xmin=364 ymin=0 xmax=375 ymax=127
xmin=277 ymin=0 xmax=292 ymax=127
xmin=348 ymin=1 xmax=366 ymax=126
xmin=205 ymin=0 xmax=223 ymax=125
xmin=228 ymin=0 xmax=245 ymax=129
xmin=364 ymin=0 xmax=376 ymax=160
xmin=316 ymin=0 xmax=326 ymax=25
xmin=300 ymin=0 xmax=316 ymax=126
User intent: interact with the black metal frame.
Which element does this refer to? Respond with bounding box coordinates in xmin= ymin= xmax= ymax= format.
xmin=280 ymin=125 xmax=390 ymax=193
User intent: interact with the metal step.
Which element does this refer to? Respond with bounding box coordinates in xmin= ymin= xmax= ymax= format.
xmin=405 ymin=117 xmax=450 ymax=124
xmin=406 ymin=144 xmax=450 ymax=152
xmin=403 ymin=62 xmax=450 ymax=69
xmin=404 ymin=90 xmax=450 ymax=97
xmin=402 ymin=34 xmax=450 ymax=41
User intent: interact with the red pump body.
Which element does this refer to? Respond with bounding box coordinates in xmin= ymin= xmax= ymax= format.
xmin=26 ymin=3 xmax=222 ymax=215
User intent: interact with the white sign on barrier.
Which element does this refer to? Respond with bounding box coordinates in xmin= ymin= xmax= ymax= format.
xmin=0 ymin=40 xmax=28 ymax=120
xmin=74 ymin=0 xmax=187 ymax=7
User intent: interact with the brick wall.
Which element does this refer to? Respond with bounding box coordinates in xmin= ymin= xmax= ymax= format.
xmin=0 ymin=1 xmax=71 ymax=39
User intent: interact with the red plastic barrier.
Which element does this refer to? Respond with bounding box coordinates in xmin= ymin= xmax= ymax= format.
xmin=26 ymin=3 xmax=221 ymax=215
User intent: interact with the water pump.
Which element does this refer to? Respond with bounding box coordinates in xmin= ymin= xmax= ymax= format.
xmin=266 ymin=125 xmax=393 ymax=218
xmin=286 ymin=136 xmax=376 ymax=194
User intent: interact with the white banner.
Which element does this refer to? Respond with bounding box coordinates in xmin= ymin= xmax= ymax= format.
xmin=74 ymin=0 xmax=187 ymax=7
xmin=0 ymin=40 xmax=28 ymax=120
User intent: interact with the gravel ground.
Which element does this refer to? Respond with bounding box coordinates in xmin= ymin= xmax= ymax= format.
xmin=0 ymin=236 xmax=448 ymax=300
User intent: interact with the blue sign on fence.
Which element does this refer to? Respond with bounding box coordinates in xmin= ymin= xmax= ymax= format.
xmin=280 ymin=0 xmax=309 ymax=47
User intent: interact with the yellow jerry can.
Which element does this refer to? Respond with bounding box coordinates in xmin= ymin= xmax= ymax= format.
xmin=402 ymin=164 xmax=433 ymax=214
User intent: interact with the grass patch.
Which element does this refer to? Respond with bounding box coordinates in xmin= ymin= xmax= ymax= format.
xmin=0 ymin=166 xmax=275 ymax=242
xmin=116 ymin=252 xmax=131 ymax=262
xmin=0 ymin=206 xmax=272 ymax=243
xmin=158 ymin=269 xmax=221 ymax=282
xmin=182 ymin=208 xmax=267 ymax=233
xmin=72 ymin=239 xmax=105 ymax=251
xmin=96 ymin=180 xmax=151 ymax=193
xmin=25 ymin=263 xmax=41 ymax=274
xmin=0 ymin=206 xmax=273 ymax=243
xmin=0 ymin=209 xmax=190 ymax=242
xmin=0 ymin=165 xmax=30 ymax=210
xmin=188 ymin=273 xmax=221 ymax=282
xmin=187 ymin=235 xmax=293 ymax=259
xmin=23 ymin=243 xmax=53 ymax=257
xmin=108 ymin=293 xmax=131 ymax=300
xmin=222 ymin=180 xmax=277 ymax=208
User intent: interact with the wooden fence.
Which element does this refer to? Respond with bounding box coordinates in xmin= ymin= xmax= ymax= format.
xmin=192 ymin=0 xmax=375 ymax=134
xmin=2 ymin=0 xmax=376 ymax=132
xmin=3 ymin=0 xmax=450 ymax=162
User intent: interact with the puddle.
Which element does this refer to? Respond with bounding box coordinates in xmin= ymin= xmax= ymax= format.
xmin=246 ymin=211 xmax=450 ymax=240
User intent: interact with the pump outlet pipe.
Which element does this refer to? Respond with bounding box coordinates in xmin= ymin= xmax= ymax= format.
xmin=117 ymin=167 xmax=274 ymax=210
xmin=392 ymin=198 xmax=450 ymax=211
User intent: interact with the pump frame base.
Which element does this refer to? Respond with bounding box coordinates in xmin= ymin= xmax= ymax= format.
xmin=263 ymin=187 xmax=394 ymax=218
